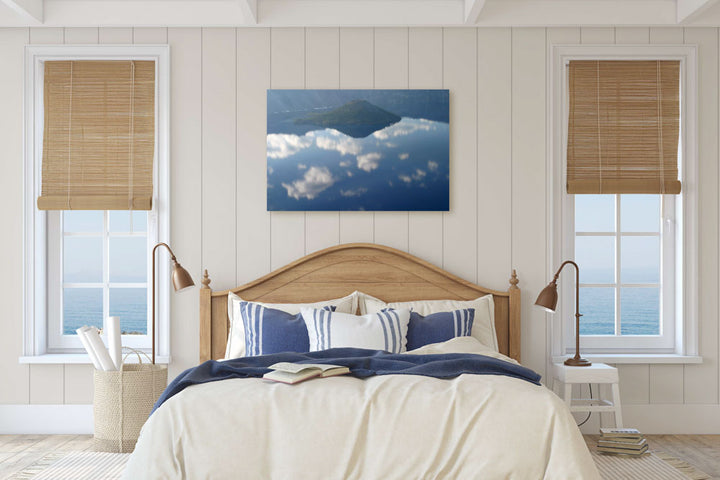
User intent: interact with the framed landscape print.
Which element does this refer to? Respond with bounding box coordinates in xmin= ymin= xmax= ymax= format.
xmin=266 ymin=89 xmax=449 ymax=211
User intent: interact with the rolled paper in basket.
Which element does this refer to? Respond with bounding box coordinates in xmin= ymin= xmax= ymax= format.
xmin=107 ymin=316 xmax=122 ymax=370
xmin=76 ymin=326 xmax=102 ymax=370
xmin=80 ymin=326 xmax=116 ymax=371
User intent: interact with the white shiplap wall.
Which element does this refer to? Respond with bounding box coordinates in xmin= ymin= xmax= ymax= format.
xmin=0 ymin=26 xmax=718 ymax=433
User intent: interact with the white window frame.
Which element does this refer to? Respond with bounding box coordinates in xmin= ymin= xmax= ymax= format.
xmin=547 ymin=44 xmax=699 ymax=358
xmin=22 ymin=45 xmax=171 ymax=360
xmin=47 ymin=210 xmax=153 ymax=351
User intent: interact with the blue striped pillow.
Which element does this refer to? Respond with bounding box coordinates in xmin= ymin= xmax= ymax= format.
xmin=301 ymin=308 xmax=411 ymax=353
xmin=240 ymin=302 xmax=335 ymax=357
xmin=406 ymin=308 xmax=475 ymax=350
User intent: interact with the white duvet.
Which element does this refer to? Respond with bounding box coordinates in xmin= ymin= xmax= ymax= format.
xmin=124 ymin=338 xmax=600 ymax=479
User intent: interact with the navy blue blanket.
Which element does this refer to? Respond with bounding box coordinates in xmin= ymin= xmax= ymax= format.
xmin=152 ymin=348 xmax=541 ymax=414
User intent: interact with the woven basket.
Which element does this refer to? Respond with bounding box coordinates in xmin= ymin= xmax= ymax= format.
xmin=93 ymin=350 xmax=167 ymax=453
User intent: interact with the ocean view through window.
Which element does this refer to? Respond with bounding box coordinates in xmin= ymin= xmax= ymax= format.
xmin=575 ymin=195 xmax=663 ymax=337
xmin=62 ymin=210 xmax=149 ymax=336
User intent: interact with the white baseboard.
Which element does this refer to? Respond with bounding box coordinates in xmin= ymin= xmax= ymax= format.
xmin=0 ymin=404 xmax=93 ymax=434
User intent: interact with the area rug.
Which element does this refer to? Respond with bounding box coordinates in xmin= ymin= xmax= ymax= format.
xmin=592 ymin=449 xmax=711 ymax=480
xmin=8 ymin=451 xmax=130 ymax=480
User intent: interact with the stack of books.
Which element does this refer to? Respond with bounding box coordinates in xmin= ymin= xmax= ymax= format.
xmin=597 ymin=428 xmax=648 ymax=456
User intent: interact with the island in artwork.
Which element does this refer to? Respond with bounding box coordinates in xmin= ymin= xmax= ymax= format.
xmin=267 ymin=89 xmax=450 ymax=211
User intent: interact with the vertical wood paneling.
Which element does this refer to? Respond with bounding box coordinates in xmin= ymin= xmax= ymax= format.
xmin=683 ymin=27 xmax=719 ymax=404
xmin=63 ymin=365 xmax=93 ymax=404
xmin=29 ymin=27 xmax=63 ymax=44
xmin=408 ymin=27 xmax=444 ymax=267
xmin=338 ymin=28 xmax=374 ymax=243
xmin=304 ymin=27 xmax=341 ymax=254
xmin=202 ymin=28 xmax=237 ymax=289
xmin=0 ymin=28 xmax=30 ymax=403
xmin=132 ymin=27 xmax=167 ymax=44
xmin=443 ymin=28 xmax=477 ymax=282
xmin=270 ymin=28 xmax=307 ymax=269
xmin=63 ymin=27 xmax=99 ymax=44
xmin=580 ymin=27 xmax=615 ymax=44
xmin=237 ymin=28 xmax=272 ymax=282
xmin=511 ymin=27 xmax=547 ymax=377
xmin=98 ymin=28 xmax=133 ymax=44
xmin=614 ymin=27 xmax=649 ymax=44
xmin=168 ymin=27 xmax=203 ymax=378
xmin=617 ymin=365 xmax=650 ymax=405
xmin=650 ymin=27 xmax=684 ymax=44
xmin=477 ymin=27 xmax=511 ymax=290
xmin=373 ymin=28 xmax=410 ymax=252
xmin=650 ymin=365 xmax=685 ymax=404
xmin=29 ymin=365 xmax=63 ymax=404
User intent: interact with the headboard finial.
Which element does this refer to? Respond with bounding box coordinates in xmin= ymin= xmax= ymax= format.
xmin=201 ymin=269 xmax=211 ymax=289
xmin=509 ymin=269 xmax=519 ymax=289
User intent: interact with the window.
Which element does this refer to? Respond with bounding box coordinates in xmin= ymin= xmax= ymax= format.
xmin=47 ymin=211 xmax=152 ymax=351
xmin=23 ymin=45 xmax=170 ymax=360
xmin=549 ymin=45 xmax=698 ymax=357
xmin=570 ymin=194 xmax=675 ymax=351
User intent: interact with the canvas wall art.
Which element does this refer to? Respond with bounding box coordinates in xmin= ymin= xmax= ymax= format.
xmin=266 ymin=89 xmax=449 ymax=211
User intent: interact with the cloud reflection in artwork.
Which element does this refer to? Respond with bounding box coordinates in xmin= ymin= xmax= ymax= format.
xmin=282 ymin=167 xmax=336 ymax=200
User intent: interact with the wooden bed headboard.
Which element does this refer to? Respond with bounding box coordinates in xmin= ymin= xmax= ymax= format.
xmin=199 ymin=243 xmax=521 ymax=363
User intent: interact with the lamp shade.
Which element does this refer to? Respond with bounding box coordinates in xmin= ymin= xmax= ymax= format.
xmin=171 ymin=262 xmax=195 ymax=292
xmin=535 ymin=281 xmax=558 ymax=313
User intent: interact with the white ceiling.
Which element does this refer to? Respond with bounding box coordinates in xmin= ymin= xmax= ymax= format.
xmin=2 ymin=0 xmax=720 ymax=27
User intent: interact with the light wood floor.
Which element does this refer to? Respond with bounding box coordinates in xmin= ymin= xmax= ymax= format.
xmin=0 ymin=434 xmax=93 ymax=480
xmin=585 ymin=435 xmax=720 ymax=479
xmin=0 ymin=434 xmax=718 ymax=479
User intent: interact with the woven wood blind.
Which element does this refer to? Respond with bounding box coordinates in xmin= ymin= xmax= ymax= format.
xmin=37 ymin=60 xmax=155 ymax=210
xmin=567 ymin=60 xmax=681 ymax=195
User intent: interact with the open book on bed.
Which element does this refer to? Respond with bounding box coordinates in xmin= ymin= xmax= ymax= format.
xmin=263 ymin=362 xmax=350 ymax=385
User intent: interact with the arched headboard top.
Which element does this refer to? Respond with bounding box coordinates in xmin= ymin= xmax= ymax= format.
xmin=200 ymin=243 xmax=521 ymax=362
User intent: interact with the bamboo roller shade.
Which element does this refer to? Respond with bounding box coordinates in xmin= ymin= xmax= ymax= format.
xmin=567 ymin=60 xmax=681 ymax=195
xmin=37 ymin=60 xmax=155 ymax=210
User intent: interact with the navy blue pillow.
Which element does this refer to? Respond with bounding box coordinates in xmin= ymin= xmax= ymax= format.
xmin=405 ymin=308 xmax=475 ymax=350
xmin=240 ymin=302 xmax=335 ymax=356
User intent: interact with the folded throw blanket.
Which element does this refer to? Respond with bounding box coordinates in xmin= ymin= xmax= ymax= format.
xmin=152 ymin=348 xmax=541 ymax=414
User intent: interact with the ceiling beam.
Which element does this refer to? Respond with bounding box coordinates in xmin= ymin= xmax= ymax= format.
xmin=0 ymin=0 xmax=42 ymax=23
xmin=677 ymin=0 xmax=720 ymax=23
xmin=237 ymin=0 xmax=257 ymax=23
xmin=464 ymin=0 xmax=487 ymax=24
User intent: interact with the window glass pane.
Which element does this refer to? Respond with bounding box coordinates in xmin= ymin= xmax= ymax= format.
xmin=575 ymin=195 xmax=615 ymax=232
xmin=63 ymin=237 xmax=103 ymax=283
xmin=109 ymin=211 xmax=131 ymax=232
xmin=63 ymin=211 xmax=103 ymax=233
xmin=109 ymin=237 xmax=147 ymax=283
xmin=621 ymin=195 xmax=660 ymax=232
xmin=110 ymin=288 xmax=147 ymax=335
xmin=131 ymin=211 xmax=147 ymax=233
xmin=63 ymin=288 xmax=103 ymax=334
xmin=579 ymin=287 xmax=615 ymax=335
xmin=621 ymin=236 xmax=660 ymax=283
xmin=621 ymin=287 xmax=660 ymax=335
xmin=575 ymin=236 xmax=615 ymax=283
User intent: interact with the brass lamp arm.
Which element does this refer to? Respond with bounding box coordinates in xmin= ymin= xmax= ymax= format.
xmin=153 ymin=242 xmax=178 ymax=263
xmin=552 ymin=260 xmax=582 ymax=321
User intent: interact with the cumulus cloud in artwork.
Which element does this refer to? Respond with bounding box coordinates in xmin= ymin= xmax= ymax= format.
xmin=267 ymin=89 xmax=449 ymax=211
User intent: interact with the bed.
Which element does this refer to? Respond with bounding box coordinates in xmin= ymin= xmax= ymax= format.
xmin=124 ymin=243 xmax=599 ymax=479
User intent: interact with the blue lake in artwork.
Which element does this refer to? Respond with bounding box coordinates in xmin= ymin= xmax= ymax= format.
xmin=267 ymin=89 xmax=449 ymax=211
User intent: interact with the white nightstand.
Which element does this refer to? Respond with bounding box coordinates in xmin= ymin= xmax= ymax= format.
xmin=552 ymin=362 xmax=623 ymax=428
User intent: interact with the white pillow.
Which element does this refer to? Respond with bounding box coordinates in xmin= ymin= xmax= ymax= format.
xmin=405 ymin=337 xmax=518 ymax=365
xmin=225 ymin=291 xmax=358 ymax=359
xmin=358 ymin=292 xmax=498 ymax=352
xmin=301 ymin=308 xmax=411 ymax=353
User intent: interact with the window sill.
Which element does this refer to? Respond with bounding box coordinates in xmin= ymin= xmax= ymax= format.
xmin=19 ymin=354 xmax=171 ymax=365
xmin=551 ymin=354 xmax=702 ymax=365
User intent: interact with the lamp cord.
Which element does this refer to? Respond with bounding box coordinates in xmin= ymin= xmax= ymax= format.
xmin=577 ymin=383 xmax=593 ymax=427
